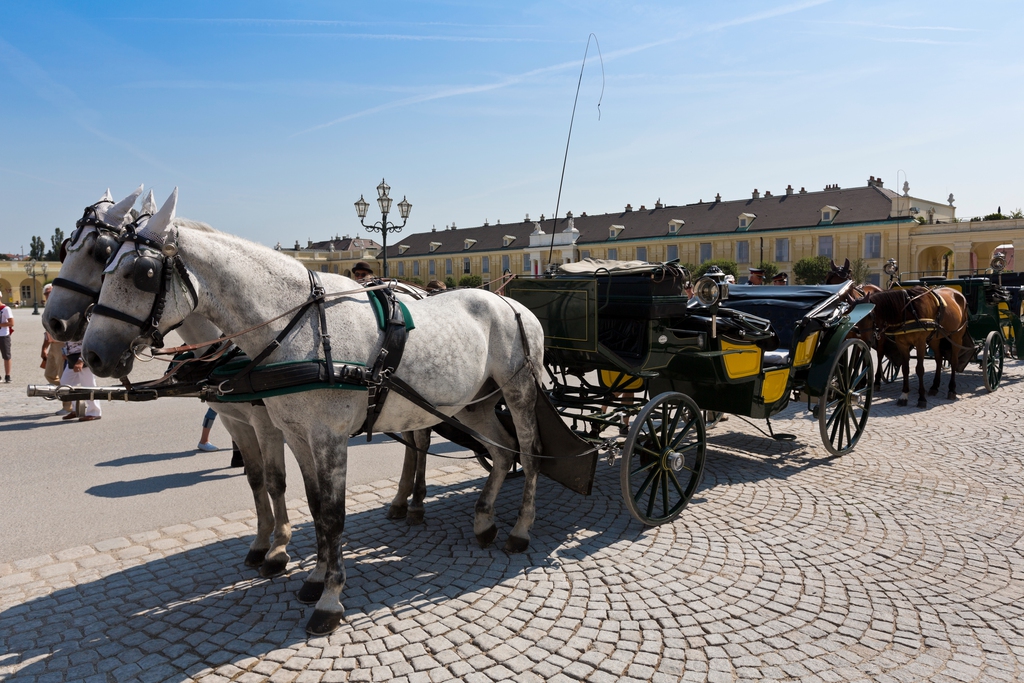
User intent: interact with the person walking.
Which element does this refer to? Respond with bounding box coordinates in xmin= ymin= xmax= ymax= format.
xmin=60 ymin=340 xmax=101 ymax=421
xmin=41 ymin=284 xmax=73 ymax=415
xmin=197 ymin=407 xmax=245 ymax=468
xmin=0 ymin=299 xmax=12 ymax=383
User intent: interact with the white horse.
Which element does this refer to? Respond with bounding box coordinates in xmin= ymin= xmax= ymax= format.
xmin=43 ymin=189 xmax=293 ymax=576
xmin=82 ymin=189 xmax=545 ymax=635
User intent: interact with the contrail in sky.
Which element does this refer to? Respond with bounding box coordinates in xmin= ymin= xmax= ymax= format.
xmin=293 ymin=0 xmax=834 ymax=137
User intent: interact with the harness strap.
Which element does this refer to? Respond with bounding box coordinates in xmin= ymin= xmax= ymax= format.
xmin=309 ymin=271 xmax=334 ymax=387
xmin=223 ymin=298 xmax=320 ymax=393
xmin=364 ymin=285 xmax=410 ymax=440
xmin=92 ymin=304 xmax=150 ymax=329
xmin=51 ymin=277 xmax=100 ymax=300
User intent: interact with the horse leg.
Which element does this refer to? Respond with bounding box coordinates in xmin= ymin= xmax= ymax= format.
xmin=219 ymin=415 xmax=274 ymax=568
xmin=305 ymin=428 xmax=350 ymax=636
xmin=916 ymin=341 xmax=928 ymax=408
xmin=387 ymin=431 xmax=417 ymax=521
xmin=285 ymin=433 xmax=328 ymax=605
xmin=253 ymin=409 xmax=292 ymax=578
xmin=897 ymin=352 xmax=911 ymax=406
xmin=929 ymin=341 xmax=943 ymax=396
xmin=501 ymin=376 xmax=542 ymax=553
xmin=408 ymin=429 xmax=429 ymax=526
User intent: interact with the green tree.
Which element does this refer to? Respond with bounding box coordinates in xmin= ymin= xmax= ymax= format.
xmin=793 ymin=255 xmax=834 ymax=285
xmin=458 ymin=275 xmax=483 ymax=288
xmin=44 ymin=227 xmax=65 ymax=261
xmin=404 ymin=277 xmax=424 ymax=286
xmin=29 ymin=235 xmax=45 ymax=260
xmin=849 ymin=257 xmax=870 ymax=285
xmin=693 ymin=259 xmax=738 ymax=279
xmin=444 ymin=276 xmax=456 ymax=289
xmin=1010 ymin=208 xmax=1024 ymax=219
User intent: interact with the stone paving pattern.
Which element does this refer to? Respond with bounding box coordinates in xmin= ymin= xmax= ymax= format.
xmin=3 ymin=363 xmax=1024 ymax=682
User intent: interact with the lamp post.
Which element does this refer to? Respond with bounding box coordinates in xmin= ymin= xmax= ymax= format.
xmin=25 ymin=259 xmax=46 ymax=315
xmin=354 ymin=179 xmax=412 ymax=278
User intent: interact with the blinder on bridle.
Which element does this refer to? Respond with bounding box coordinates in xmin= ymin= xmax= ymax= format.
xmin=59 ymin=201 xmax=123 ymax=266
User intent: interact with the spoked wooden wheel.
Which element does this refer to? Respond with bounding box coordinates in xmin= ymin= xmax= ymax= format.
xmin=880 ymin=354 xmax=900 ymax=384
xmin=982 ymin=331 xmax=1004 ymax=392
xmin=819 ymin=339 xmax=873 ymax=456
xmin=620 ymin=392 xmax=706 ymax=525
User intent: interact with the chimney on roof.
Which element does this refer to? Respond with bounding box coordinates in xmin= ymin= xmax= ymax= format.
xmin=867 ymin=175 xmax=885 ymax=188
xmin=525 ymin=213 xmax=530 ymax=222
xmin=432 ymin=226 xmax=436 ymax=232
xmin=654 ymin=198 xmax=663 ymax=209
xmin=307 ymin=239 xmax=312 ymax=248
xmin=800 ymin=187 xmax=807 ymax=194
xmin=786 ymin=184 xmax=794 ymax=195
xmin=483 ymin=219 xmax=488 ymax=226
xmin=876 ymin=177 xmax=883 ymax=187
xmin=540 ymin=214 xmax=545 ymax=221
xmin=625 ymin=203 xmax=632 ymax=212
xmin=451 ymin=222 xmax=456 ymax=230
xmin=566 ymin=211 xmax=572 ymax=218
xmin=698 ymin=199 xmax=703 ymax=204
xmin=639 ymin=205 xmax=646 ymax=211
xmin=715 ymin=193 xmax=721 ymax=202
xmin=752 ymin=189 xmax=760 ymax=199
xmin=580 ymin=212 xmax=587 ymax=217
xmin=764 ymin=190 xmax=772 ymax=198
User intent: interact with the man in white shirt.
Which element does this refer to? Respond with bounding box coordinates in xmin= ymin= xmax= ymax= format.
xmin=0 ymin=300 xmax=13 ymax=382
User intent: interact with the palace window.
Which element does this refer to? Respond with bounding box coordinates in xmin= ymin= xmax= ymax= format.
xmin=397 ymin=261 xmax=404 ymax=276
xmin=775 ymin=237 xmax=790 ymax=262
xmin=482 ymin=256 xmax=489 ymax=273
xmin=636 ymin=246 xmax=647 ymax=261
xmin=413 ymin=261 xmax=420 ymax=276
xmin=864 ymin=233 xmax=881 ymax=259
xmin=581 ymin=250 xmax=590 ymax=259
xmin=523 ymin=253 xmax=531 ymax=272
xmin=463 ymin=258 xmax=471 ymax=274
xmin=445 ymin=258 xmax=453 ymax=275
xmin=818 ymin=236 xmax=833 ymax=258
xmin=699 ymin=243 xmax=712 ymax=263
xmin=666 ymin=245 xmax=678 ymax=261
xmin=607 ymin=248 xmax=617 ymax=260
xmin=502 ymin=255 xmax=510 ymax=272
xmin=736 ymin=240 xmax=749 ymax=263
xmin=429 ymin=260 xmax=436 ymax=276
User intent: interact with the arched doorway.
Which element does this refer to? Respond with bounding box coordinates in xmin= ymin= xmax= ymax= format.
xmin=0 ymin=278 xmax=12 ymax=305
xmin=973 ymin=240 xmax=1011 ymax=273
xmin=916 ymin=245 xmax=954 ymax=278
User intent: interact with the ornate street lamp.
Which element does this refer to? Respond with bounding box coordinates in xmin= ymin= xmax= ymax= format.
xmin=25 ymin=259 xmax=46 ymax=315
xmin=354 ymin=178 xmax=412 ymax=278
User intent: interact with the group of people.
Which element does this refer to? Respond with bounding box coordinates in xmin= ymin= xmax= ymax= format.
xmin=745 ymin=267 xmax=788 ymax=286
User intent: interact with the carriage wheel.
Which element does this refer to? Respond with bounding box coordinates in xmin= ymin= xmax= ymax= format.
xmin=982 ymin=331 xmax=1004 ymax=392
xmin=818 ymin=339 xmax=873 ymax=456
xmin=620 ymin=392 xmax=706 ymax=526
xmin=475 ymin=452 xmax=524 ymax=479
xmin=880 ymin=354 xmax=900 ymax=384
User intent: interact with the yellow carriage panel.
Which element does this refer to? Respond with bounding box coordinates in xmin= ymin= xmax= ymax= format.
xmin=720 ymin=338 xmax=762 ymax=379
xmin=761 ymin=368 xmax=791 ymax=404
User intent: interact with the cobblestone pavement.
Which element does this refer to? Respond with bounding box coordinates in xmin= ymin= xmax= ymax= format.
xmin=3 ymin=361 xmax=1024 ymax=683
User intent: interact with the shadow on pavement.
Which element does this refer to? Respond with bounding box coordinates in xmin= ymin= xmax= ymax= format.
xmin=96 ymin=449 xmax=220 ymax=468
xmin=85 ymin=467 xmax=244 ymax=498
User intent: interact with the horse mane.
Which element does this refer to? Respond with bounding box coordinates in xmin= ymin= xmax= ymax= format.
xmin=173 ymin=218 xmax=217 ymax=233
xmin=867 ymin=287 xmax=928 ymax=325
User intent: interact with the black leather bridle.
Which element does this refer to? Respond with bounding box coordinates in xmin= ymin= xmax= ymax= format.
xmin=52 ymin=201 xmax=126 ymax=301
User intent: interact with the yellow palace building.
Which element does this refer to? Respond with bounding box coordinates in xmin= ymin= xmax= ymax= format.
xmin=290 ymin=176 xmax=1021 ymax=286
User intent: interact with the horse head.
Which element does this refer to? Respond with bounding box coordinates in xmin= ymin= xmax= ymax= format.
xmin=82 ymin=188 xmax=194 ymax=377
xmin=824 ymin=258 xmax=851 ymax=285
xmin=43 ymin=186 xmax=145 ymax=341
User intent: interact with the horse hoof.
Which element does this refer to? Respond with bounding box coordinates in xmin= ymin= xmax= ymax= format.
xmin=503 ymin=535 xmax=530 ymax=553
xmin=386 ymin=504 xmax=407 ymax=520
xmin=917 ymin=400 xmax=927 ymax=409
xmin=928 ymin=388 xmax=938 ymax=396
xmin=244 ymin=548 xmax=268 ymax=567
xmin=896 ymin=398 xmax=908 ymax=407
xmin=948 ymin=392 xmax=957 ymax=401
xmin=306 ymin=609 xmax=343 ymax=636
xmin=297 ymin=581 xmax=324 ymax=604
xmin=476 ymin=525 xmax=498 ymax=548
xmin=406 ymin=509 xmax=425 ymax=526
xmin=259 ymin=554 xmax=289 ymax=578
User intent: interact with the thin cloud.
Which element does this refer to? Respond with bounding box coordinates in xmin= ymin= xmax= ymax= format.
xmin=243 ymin=32 xmax=548 ymax=43
xmin=0 ymin=37 xmax=186 ymax=178
xmin=111 ymin=17 xmax=543 ymax=29
xmin=810 ymin=20 xmax=982 ymax=32
xmin=295 ymin=0 xmax=834 ymax=136
xmin=867 ymin=37 xmax=974 ymax=46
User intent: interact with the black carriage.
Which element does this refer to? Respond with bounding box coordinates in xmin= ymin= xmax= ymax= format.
xmin=506 ymin=260 xmax=875 ymax=525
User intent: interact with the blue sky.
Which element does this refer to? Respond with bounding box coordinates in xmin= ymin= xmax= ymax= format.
xmin=1 ymin=1 xmax=1022 ymax=255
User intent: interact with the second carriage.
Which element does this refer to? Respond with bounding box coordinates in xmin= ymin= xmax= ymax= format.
xmin=506 ymin=260 xmax=875 ymax=525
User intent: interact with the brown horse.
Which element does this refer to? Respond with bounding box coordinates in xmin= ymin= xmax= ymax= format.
xmin=825 ymin=259 xmax=897 ymax=388
xmin=859 ymin=286 xmax=969 ymax=407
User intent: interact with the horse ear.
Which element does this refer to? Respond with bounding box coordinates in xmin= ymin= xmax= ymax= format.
xmin=102 ymin=184 xmax=144 ymax=227
xmin=843 ymin=258 xmax=850 ymax=270
xmin=149 ymin=187 xmax=178 ymax=235
xmin=830 ymin=259 xmax=837 ymax=269
xmin=142 ymin=190 xmax=157 ymax=215
xmin=99 ymin=188 xmax=114 ymax=203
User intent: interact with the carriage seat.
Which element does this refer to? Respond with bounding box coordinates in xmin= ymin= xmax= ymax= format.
xmin=721 ymin=284 xmax=846 ymax=350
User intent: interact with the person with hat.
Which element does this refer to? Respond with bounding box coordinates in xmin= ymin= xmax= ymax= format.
xmin=352 ymin=261 xmax=374 ymax=280
xmin=747 ymin=267 xmax=765 ymax=285
xmin=772 ymin=272 xmax=789 ymax=286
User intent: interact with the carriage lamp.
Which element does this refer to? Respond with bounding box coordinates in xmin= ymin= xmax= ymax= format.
xmin=355 ymin=178 xmax=412 ymax=278
xmin=693 ymin=276 xmax=721 ymax=307
xmin=991 ymin=252 xmax=1006 ymax=273
xmin=883 ymin=258 xmax=898 ymax=276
